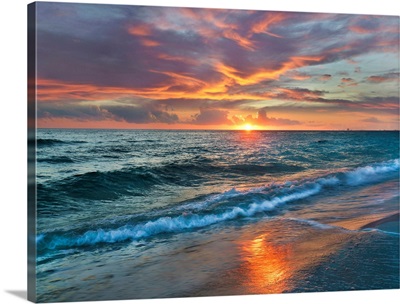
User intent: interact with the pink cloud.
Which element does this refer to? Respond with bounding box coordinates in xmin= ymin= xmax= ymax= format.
xmin=366 ymin=72 xmax=399 ymax=83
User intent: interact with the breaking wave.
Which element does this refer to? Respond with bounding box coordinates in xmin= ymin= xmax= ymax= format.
xmin=37 ymin=159 xmax=399 ymax=251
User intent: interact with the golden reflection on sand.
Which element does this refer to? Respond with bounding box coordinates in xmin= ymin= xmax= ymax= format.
xmin=240 ymin=233 xmax=292 ymax=294
xmin=239 ymin=223 xmax=350 ymax=294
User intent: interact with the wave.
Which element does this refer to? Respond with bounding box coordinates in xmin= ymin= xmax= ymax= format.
xmin=39 ymin=161 xmax=305 ymax=201
xmin=37 ymin=156 xmax=74 ymax=164
xmin=345 ymin=159 xmax=399 ymax=186
xmin=37 ymin=139 xmax=65 ymax=146
xmin=38 ymin=183 xmax=321 ymax=250
xmin=37 ymin=159 xmax=399 ymax=251
xmin=37 ymin=138 xmax=87 ymax=146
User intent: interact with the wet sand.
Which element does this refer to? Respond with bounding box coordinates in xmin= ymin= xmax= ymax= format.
xmin=361 ymin=213 xmax=399 ymax=233
xmin=332 ymin=212 xmax=399 ymax=233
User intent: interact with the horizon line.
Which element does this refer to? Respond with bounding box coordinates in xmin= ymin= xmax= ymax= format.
xmin=36 ymin=127 xmax=400 ymax=132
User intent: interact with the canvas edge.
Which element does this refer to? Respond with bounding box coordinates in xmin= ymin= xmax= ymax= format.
xmin=28 ymin=2 xmax=37 ymax=302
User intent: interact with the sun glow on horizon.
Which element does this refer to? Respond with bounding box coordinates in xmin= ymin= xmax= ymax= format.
xmin=244 ymin=124 xmax=253 ymax=131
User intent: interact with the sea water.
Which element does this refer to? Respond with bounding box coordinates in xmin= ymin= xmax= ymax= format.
xmin=35 ymin=130 xmax=399 ymax=301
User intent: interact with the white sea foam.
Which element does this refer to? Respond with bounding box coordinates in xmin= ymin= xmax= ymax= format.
xmin=345 ymin=159 xmax=399 ymax=186
xmin=176 ymin=187 xmax=242 ymax=211
xmin=286 ymin=217 xmax=337 ymax=230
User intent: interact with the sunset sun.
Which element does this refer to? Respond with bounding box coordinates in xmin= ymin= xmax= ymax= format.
xmin=244 ymin=124 xmax=253 ymax=131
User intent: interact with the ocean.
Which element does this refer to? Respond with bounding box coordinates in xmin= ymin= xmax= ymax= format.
xmin=35 ymin=129 xmax=399 ymax=302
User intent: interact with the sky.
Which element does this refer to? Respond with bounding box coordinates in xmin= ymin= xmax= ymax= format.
xmin=34 ymin=2 xmax=399 ymax=130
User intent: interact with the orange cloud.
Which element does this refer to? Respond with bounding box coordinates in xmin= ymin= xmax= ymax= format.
xmin=127 ymin=23 xmax=161 ymax=47
xmin=250 ymin=12 xmax=287 ymax=37
xmin=213 ymin=55 xmax=324 ymax=92
xmin=128 ymin=23 xmax=152 ymax=36
xmin=274 ymin=88 xmax=324 ymax=100
xmin=203 ymin=10 xmax=238 ymax=31
xmin=37 ymin=52 xmax=326 ymax=106
xmin=37 ymin=78 xmax=264 ymax=103
xmin=157 ymin=53 xmax=197 ymax=65
xmin=223 ymin=30 xmax=255 ymax=50
xmin=149 ymin=70 xmax=207 ymax=92
xmin=141 ymin=39 xmax=161 ymax=47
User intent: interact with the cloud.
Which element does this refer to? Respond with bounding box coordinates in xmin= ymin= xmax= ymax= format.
xmin=233 ymin=108 xmax=300 ymax=126
xmin=37 ymin=104 xmax=113 ymax=121
xmin=38 ymin=102 xmax=179 ymax=124
xmin=270 ymin=87 xmax=326 ymax=101
xmin=360 ymin=117 xmax=382 ymax=123
xmin=349 ymin=16 xmax=397 ymax=35
xmin=358 ymin=96 xmax=399 ymax=111
xmin=339 ymin=77 xmax=358 ymax=87
xmin=318 ymin=74 xmax=332 ymax=81
xmin=191 ymin=108 xmax=233 ymax=125
xmin=284 ymin=70 xmax=312 ymax=81
xmin=36 ymin=5 xmax=398 ymax=100
xmin=34 ymin=3 xmax=400 ymax=129
xmin=249 ymin=11 xmax=288 ymax=37
xmin=366 ymin=72 xmax=399 ymax=83
xmin=254 ymin=108 xmax=300 ymax=126
xmin=127 ymin=23 xmax=153 ymax=36
xmin=104 ymin=105 xmax=179 ymax=124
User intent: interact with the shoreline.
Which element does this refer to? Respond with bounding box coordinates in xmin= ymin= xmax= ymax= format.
xmin=360 ymin=212 xmax=399 ymax=229
xmin=332 ymin=211 xmax=399 ymax=233
xmin=361 ymin=213 xmax=399 ymax=233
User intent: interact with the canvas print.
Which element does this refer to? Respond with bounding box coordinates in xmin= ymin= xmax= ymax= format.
xmin=28 ymin=2 xmax=399 ymax=302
